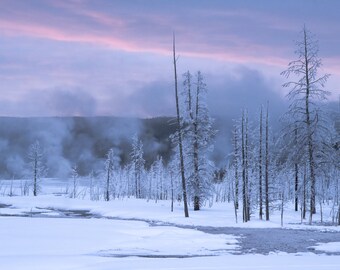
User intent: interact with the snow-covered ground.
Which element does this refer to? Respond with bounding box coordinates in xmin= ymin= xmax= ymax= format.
xmin=0 ymin=179 xmax=340 ymax=269
xmin=312 ymin=242 xmax=340 ymax=253
xmin=1 ymin=192 xmax=339 ymax=231
xmin=0 ymin=216 xmax=238 ymax=269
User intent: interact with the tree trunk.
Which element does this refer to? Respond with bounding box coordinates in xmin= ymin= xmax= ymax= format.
xmin=281 ymin=188 xmax=284 ymax=227
xmin=259 ymin=106 xmax=263 ymax=219
xmin=338 ymin=175 xmax=340 ymax=225
xmin=173 ymin=34 xmax=189 ymax=217
xmin=241 ymin=111 xmax=249 ymax=222
xmin=265 ymin=103 xmax=270 ymax=221
xmin=234 ymin=126 xmax=239 ymax=210
xmin=302 ymin=164 xmax=307 ymax=219
xmin=295 ymin=163 xmax=299 ymax=211
xmin=242 ymin=112 xmax=246 ymax=222
xmin=232 ymin=177 xmax=238 ymax=223
xmin=193 ymin=79 xmax=200 ymax=211
xmin=170 ymin=170 xmax=174 ymax=212
xmin=294 ymin=128 xmax=299 ymax=212
xmin=133 ymin=156 xmax=138 ymax=198
xmin=105 ymin=169 xmax=110 ymax=201
xmin=245 ymin=113 xmax=250 ymax=221
xmin=33 ymin=157 xmax=37 ymax=196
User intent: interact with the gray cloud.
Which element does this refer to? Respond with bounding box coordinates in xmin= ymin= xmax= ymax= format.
xmin=127 ymin=81 xmax=174 ymax=117
xmin=207 ymin=67 xmax=287 ymax=121
xmin=48 ymin=89 xmax=97 ymax=116
xmin=0 ymin=87 xmax=97 ymax=117
xmin=206 ymin=67 xmax=287 ymax=166
xmin=101 ymin=66 xmax=287 ymax=121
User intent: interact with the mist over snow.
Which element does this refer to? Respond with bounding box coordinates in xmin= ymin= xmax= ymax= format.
xmin=0 ymin=117 xmax=146 ymax=178
xmin=0 ymin=116 xmax=219 ymax=178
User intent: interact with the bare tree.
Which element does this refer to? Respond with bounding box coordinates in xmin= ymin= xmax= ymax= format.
xmin=265 ymin=103 xmax=270 ymax=221
xmin=259 ymin=106 xmax=263 ymax=219
xmin=173 ymin=33 xmax=189 ymax=217
xmin=232 ymin=124 xmax=240 ymax=210
xmin=281 ymin=26 xmax=330 ymax=224
xmin=294 ymin=127 xmax=299 ymax=212
xmin=241 ymin=110 xmax=250 ymax=222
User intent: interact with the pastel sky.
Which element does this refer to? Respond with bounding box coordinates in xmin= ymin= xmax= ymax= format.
xmin=1 ymin=0 xmax=339 ymax=117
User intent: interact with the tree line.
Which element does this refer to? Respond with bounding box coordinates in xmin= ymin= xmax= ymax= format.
xmin=171 ymin=26 xmax=339 ymax=224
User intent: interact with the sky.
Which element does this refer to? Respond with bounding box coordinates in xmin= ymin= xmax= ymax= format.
xmin=0 ymin=0 xmax=339 ymax=118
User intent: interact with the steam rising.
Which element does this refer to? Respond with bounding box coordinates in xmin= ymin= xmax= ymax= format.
xmin=0 ymin=117 xmax=175 ymax=178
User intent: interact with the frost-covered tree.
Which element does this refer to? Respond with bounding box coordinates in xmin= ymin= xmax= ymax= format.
xmin=148 ymin=156 xmax=166 ymax=202
xmin=258 ymin=106 xmax=264 ymax=219
xmin=241 ymin=110 xmax=251 ymax=222
xmin=231 ymin=112 xmax=249 ymax=222
xmin=70 ymin=164 xmax=79 ymax=198
xmin=130 ymin=135 xmax=145 ymax=199
xmin=28 ymin=140 xmax=46 ymax=196
xmin=231 ymin=123 xmax=240 ymax=210
xmin=168 ymin=153 xmax=184 ymax=211
xmin=281 ymin=26 xmax=331 ymax=224
xmin=88 ymin=170 xmax=100 ymax=201
xmin=104 ymin=148 xmax=120 ymax=201
xmin=181 ymin=71 xmax=216 ymax=211
xmin=232 ymin=108 xmax=270 ymax=223
xmin=248 ymin=105 xmax=268 ymax=220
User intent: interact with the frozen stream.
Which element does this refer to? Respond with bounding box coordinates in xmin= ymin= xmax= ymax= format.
xmin=191 ymin=225 xmax=340 ymax=255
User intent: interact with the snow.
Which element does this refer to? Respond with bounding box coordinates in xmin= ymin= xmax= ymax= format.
xmin=0 ymin=179 xmax=340 ymax=269
xmin=1 ymin=193 xmax=339 ymax=231
xmin=0 ymin=216 xmax=339 ymax=270
xmin=312 ymin=242 xmax=340 ymax=253
xmin=0 ymin=216 xmax=238 ymax=269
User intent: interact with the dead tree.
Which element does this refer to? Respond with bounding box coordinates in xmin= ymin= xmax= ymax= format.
xmin=265 ymin=103 xmax=270 ymax=221
xmin=259 ymin=106 xmax=263 ymax=219
xmin=281 ymin=26 xmax=330 ymax=224
xmin=173 ymin=33 xmax=189 ymax=217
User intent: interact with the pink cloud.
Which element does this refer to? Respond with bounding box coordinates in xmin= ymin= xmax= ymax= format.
xmin=2 ymin=2 xmax=329 ymax=74
xmin=0 ymin=17 xmax=291 ymax=71
xmin=49 ymin=1 xmax=126 ymax=28
xmin=0 ymin=18 xmax=166 ymax=54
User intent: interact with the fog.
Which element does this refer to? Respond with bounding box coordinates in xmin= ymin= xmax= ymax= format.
xmin=0 ymin=116 xmax=180 ymax=179
xmin=0 ymin=97 xmax=336 ymax=179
